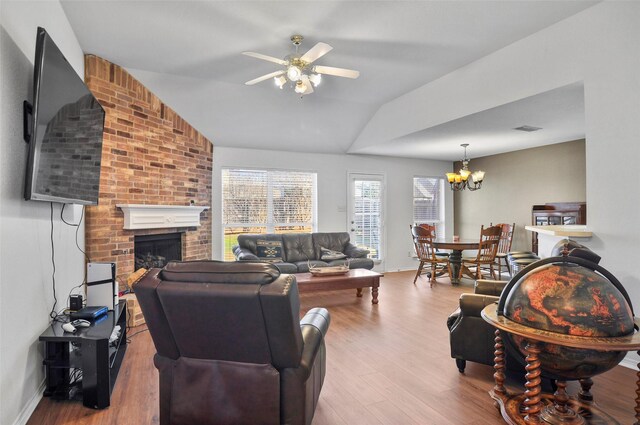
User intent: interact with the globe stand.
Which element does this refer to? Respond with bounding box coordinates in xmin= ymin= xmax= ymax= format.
xmin=483 ymin=304 xmax=640 ymax=425
xmin=539 ymin=380 xmax=585 ymax=425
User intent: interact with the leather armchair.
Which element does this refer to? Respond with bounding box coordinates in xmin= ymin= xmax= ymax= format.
xmin=136 ymin=260 xmax=330 ymax=425
xmin=447 ymin=279 xmax=507 ymax=373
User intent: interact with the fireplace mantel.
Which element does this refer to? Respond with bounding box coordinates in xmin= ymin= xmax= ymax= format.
xmin=116 ymin=204 xmax=210 ymax=230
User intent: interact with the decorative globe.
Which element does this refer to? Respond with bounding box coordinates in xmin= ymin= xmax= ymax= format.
xmin=502 ymin=261 xmax=634 ymax=380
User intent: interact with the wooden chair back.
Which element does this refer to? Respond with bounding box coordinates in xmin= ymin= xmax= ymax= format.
xmin=411 ymin=224 xmax=438 ymax=261
xmin=475 ymin=225 xmax=502 ymax=262
xmin=494 ymin=223 xmax=515 ymax=255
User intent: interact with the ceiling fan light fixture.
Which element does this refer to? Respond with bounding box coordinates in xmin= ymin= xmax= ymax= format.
xmin=308 ymin=73 xmax=322 ymax=87
xmin=274 ymin=75 xmax=287 ymax=89
xmin=243 ymin=35 xmax=360 ymax=96
xmin=294 ymin=80 xmax=307 ymax=94
xmin=287 ymin=66 xmax=302 ymax=81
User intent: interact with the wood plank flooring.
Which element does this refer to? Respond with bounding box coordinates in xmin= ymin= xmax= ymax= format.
xmin=27 ymin=271 xmax=638 ymax=424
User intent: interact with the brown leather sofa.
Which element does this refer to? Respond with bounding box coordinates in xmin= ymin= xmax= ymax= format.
xmin=136 ymin=260 xmax=330 ymax=425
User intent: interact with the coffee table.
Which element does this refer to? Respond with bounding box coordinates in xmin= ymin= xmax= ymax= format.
xmin=295 ymin=269 xmax=383 ymax=304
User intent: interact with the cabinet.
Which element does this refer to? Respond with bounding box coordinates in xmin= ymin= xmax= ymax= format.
xmin=39 ymin=301 xmax=127 ymax=409
xmin=531 ymin=202 xmax=586 ymax=254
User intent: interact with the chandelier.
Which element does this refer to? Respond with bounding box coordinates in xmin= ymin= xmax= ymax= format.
xmin=445 ymin=144 xmax=485 ymax=191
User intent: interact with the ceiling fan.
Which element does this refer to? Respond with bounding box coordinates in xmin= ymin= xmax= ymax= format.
xmin=243 ymin=35 xmax=360 ymax=96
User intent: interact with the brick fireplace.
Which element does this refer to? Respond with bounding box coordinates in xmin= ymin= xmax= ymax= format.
xmin=84 ymin=55 xmax=213 ymax=285
xmin=134 ymin=232 xmax=182 ymax=270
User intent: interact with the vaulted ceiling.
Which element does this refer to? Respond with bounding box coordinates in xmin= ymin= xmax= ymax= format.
xmin=60 ymin=1 xmax=595 ymax=160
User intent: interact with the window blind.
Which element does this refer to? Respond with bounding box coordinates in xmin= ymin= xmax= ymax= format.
xmin=353 ymin=179 xmax=382 ymax=260
xmin=222 ymin=168 xmax=317 ymax=259
xmin=413 ymin=177 xmax=445 ymax=238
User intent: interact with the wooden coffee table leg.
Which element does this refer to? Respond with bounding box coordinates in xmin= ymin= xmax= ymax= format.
xmin=372 ymin=283 xmax=379 ymax=304
xmin=356 ymin=288 xmax=363 ymax=297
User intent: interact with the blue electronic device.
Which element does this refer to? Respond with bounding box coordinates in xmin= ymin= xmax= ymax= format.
xmin=69 ymin=306 xmax=108 ymax=320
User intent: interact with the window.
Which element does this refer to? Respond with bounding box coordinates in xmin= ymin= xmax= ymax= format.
xmin=413 ymin=177 xmax=445 ymax=238
xmin=222 ymin=168 xmax=317 ymax=260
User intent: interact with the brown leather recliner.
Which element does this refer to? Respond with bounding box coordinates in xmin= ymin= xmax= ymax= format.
xmin=136 ymin=260 xmax=330 ymax=425
xmin=447 ymin=279 xmax=508 ymax=373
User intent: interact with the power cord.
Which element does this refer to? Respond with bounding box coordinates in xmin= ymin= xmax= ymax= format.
xmin=49 ymin=203 xmax=58 ymax=320
xmin=50 ymin=306 xmax=71 ymax=324
xmin=60 ymin=204 xmax=90 ymax=311
xmin=126 ymin=326 xmax=149 ymax=343
xmin=60 ymin=204 xmax=89 ymax=262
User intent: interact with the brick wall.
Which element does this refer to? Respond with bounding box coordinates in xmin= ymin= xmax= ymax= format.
xmin=84 ymin=55 xmax=212 ymax=284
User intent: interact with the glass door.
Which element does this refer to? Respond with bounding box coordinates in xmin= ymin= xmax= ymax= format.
xmin=348 ymin=173 xmax=384 ymax=266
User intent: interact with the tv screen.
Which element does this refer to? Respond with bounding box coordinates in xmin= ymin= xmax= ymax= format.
xmin=24 ymin=27 xmax=105 ymax=205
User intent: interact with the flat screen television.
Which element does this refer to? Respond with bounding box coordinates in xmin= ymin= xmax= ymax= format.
xmin=24 ymin=27 xmax=105 ymax=205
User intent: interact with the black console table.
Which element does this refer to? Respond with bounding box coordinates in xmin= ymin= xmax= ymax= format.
xmin=39 ymin=301 xmax=127 ymax=409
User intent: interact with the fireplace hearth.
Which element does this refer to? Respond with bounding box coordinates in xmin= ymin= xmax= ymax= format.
xmin=134 ymin=233 xmax=182 ymax=270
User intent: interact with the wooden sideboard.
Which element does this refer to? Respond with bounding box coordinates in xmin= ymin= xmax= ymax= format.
xmin=531 ymin=202 xmax=586 ymax=254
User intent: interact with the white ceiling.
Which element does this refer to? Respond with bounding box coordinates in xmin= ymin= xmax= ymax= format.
xmin=60 ymin=1 xmax=595 ymax=160
xmin=363 ymin=82 xmax=586 ymax=160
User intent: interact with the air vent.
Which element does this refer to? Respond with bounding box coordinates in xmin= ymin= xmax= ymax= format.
xmin=514 ymin=125 xmax=542 ymax=132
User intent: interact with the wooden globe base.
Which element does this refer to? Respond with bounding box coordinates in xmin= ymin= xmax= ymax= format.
xmin=482 ymin=304 xmax=640 ymax=425
xmin=490 ymin=391 xmax=618 ymax=424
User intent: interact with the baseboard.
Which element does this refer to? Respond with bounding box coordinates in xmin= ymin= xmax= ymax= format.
xmin=619 ymin=356 xmax=638 ymax=370
xmin=12 ymin=380 xmax=44 ymax=425
xmin=385 ymin=267 xmax=416 ymax=273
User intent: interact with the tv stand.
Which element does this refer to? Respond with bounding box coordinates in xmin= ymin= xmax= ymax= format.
xmin=39 ymin=301 xmax=127 ymax=409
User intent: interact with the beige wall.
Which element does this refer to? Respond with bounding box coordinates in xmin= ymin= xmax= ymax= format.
xmin=454 ymin=140 xmax=586 ymax=252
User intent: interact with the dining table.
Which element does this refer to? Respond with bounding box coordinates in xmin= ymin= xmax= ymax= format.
xmin=433 ymin=238 xmax=480 ymax=284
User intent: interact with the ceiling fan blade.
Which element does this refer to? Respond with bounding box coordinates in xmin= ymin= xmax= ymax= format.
xmin=313 ymin=65 xmax=360 ymax=79
xmin=300 ymin=42 xmax=333 ymax=64
xmin=301 ymin=75 xmax=314 ymax=95
xmin=242 ymin=51 xmax=288 ymax=66
xmin=245 ymin=70 xmax=285 ymax=86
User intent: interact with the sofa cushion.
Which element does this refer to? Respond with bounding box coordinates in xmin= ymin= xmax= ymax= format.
xmin=256 ymin=240 xmax=283 ymax=263
xmin=295 ymin=260 xmax=329 ymax=273
xmin=237 ymin=234 xmax=284 ymax=256
xmin=312 ymin=233 xmax=350 ymax=259
xmin=282 ymin=233 xmax=315 ymax=263
xmin=272 ymin=262 xmax=298 ymax=274
xmin=328 ymin=258 xmax=374 ymax=270
xmin=320 ymin=246 xmax=347 ymax=261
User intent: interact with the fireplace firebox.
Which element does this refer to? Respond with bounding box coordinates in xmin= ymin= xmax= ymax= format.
xmin=134 ymin=233 xmax=182 ymax=270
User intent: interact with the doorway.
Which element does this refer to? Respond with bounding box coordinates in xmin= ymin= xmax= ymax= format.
xmin=348 ymin=173 xmax=385 ymax=268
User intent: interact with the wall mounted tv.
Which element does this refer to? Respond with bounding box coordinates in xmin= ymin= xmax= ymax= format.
xmin=24 ymin=27 xmax=105 ymax=205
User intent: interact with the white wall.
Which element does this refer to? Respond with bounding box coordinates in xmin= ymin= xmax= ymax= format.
xmin=212 ymin=146 xmax=454 ymax=272
xmin=454 ymin=140 xmax=586 ymax=252
xmin=0 ymin=3 xmax=86 ymax=424
xmin=355 ymin=2 xmax=640 ymax=364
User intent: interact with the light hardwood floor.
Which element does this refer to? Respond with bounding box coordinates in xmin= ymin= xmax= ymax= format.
xmin=27 ymin=271 xmax=637 ymax=424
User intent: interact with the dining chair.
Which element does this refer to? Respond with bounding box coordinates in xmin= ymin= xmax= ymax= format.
xmin=411 ymin=224 xmax=451 ymax=287
xmin=491 ymin=223 xmax=515 ymax=279
xmin=460 ymin=225 xmax=502 ymax=280
xmin=416 ymin=223 xmax=449 ymax=258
